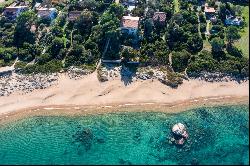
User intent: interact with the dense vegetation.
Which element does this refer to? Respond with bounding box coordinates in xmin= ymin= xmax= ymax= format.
xmin=0 ymin=0 xmax=248 ymax=79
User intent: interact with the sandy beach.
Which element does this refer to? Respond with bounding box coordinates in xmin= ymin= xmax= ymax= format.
xmin=0 ymin=71 xmax=249 ymax=118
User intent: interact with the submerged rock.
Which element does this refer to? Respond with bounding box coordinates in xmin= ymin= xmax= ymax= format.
xmin=191 ymin=158 xmax=199 ymax=165
xmin=73 ymin=128 xmax=94 ymax=151
xmin=118 ymin=158 xmax=132 ymax=165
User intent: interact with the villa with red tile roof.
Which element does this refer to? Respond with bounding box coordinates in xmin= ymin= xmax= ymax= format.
xmin=121 ymin=16 xmax=140 ymax=35
xmin=204 ymin=3 xmax=216 ymax=19
xmin=68 ymin=11 xmax=82 ymax=21
xmin=153 ymin=12 xmax=167 ymax=25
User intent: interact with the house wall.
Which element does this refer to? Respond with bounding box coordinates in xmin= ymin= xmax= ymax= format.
xmin=4 ymin=7 xmax=25 ymax=19
xmin=121 ymin=27 xmax=138 ymax=36
xmin=49 ymin=9 xmax=57 ymax=19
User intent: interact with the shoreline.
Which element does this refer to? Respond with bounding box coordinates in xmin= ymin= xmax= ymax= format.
xmin=0 ymin=95 xmax=248 ymax=125
xmin=0 ymin=71 xmax=249 ymax=123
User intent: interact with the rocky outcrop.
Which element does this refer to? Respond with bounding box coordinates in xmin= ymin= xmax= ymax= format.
xmin=188 ymin=71 xmax=249 ymax=83
xmin=172 ymin=123 xmax=188 ymax=138
xmin=97 ymin=65 xmax=121 ymax=82
xmin=135 ymin=68 xmax=165 ymax=80
xmin=0 ymin=72 xmax=58 ymax=96
xmin=171 ymin=123 xmax=189 ymax=145
xmin=66 ymin=66 xmax=93 ymax=80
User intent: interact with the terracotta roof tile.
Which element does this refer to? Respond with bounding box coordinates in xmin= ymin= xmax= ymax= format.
xmin=205 ymin=3 xmax=215 ymax=13
xmin=121 ymin=16 xmax=139 ymax=28
xmin=68 ymin=11 xmax=81 ymax=21
xmin=37 ymin=8 xmax=56 ymax=17
xmin=153 ymin=12 xmax=166 ymax=22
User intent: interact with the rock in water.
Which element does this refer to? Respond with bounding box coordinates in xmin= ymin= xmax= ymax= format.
xmin=171 ymin=123 xmax=189 ymax=145
xmin=175 ymin=137 xmax=185 ymax=145
xmin=172 ymin=123 xmax=188 ymax=138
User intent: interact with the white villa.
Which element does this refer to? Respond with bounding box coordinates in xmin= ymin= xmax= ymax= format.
xmin=37 ymin=7 xmax=57 ymax=20
xmin=3 ymin=6 xmax=28 ymax=19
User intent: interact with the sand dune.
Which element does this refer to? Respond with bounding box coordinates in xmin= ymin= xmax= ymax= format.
xmin=0 ymin=71 xmax=249 ymax=115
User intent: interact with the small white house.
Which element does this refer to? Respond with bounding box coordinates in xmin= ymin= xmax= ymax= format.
xmin=37 ymin=8 xmax=57 ymax=20
xmin=225 ymin=15 xmax=243 ymax=26
xmin=121 ymin=16 xmax=140 ymax=35
xmin=34 ymin=2 xmax=41 ymax=11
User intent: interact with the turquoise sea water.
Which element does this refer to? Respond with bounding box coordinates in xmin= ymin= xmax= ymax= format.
xmin=0 ymin=105 xmax=249 ymax=165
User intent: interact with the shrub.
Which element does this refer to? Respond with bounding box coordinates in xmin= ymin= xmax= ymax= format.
xmin=21 ymin=60 xmax=62 ymax=74
xmin=0 ymin=47 xmax=17 ymax=62
xmin=14 ymin=61 xmax=27 ymax=70
xmin=37 ymin=17 xmax=51 ymax=26
xmin=159 ymin=71 xmax=183 ymax=88
xmin=186 ymin=50 xmax=220 ymax=76
xmin=36 ymin=53 xmax=51 ymax=65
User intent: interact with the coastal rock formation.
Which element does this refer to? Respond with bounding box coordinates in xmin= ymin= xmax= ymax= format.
xmin=0 ymin=72 xmax=58 ymax=96
xmin=171 ymin=123 xmax=189 ymax=145
xmin=189 ymin=71 xmax=249 ymax=83
xmin=97 ymin=65 xmax=121 ymax=82
xmin=172 ymin=123 xmax=188 ymax=138
xmin=66 ymin=66 xmax=93 ymax=80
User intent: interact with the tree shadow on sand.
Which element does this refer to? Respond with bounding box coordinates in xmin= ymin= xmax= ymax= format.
xmin=120 ymin=63 xmax=139 ymax=86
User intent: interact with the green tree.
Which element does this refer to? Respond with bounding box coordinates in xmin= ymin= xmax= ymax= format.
xmin=187 ymin=34 xmax=203 ymax=53
xmin=64 ymin=45 xmax=90 ymax=67
xmin=51 ymin=25 xmax=64 ymax=37
xmin=49 ymin=37 xmax=65 ymax=59
xmin=172 ymin=50 xmax=191 ymax=72
xmin=154 ymin=40 xmax=170 ymax=65
xmin=166 ymin=24 xmax=187 ymax=51
xmin=140 ymin=40 xmax=170 ymax=65
xmin=121 ymin=46 xmax=137 ymax=62
xmin=187 ymin=50 xmax=220 ymax=76
xmin=199 ymin=12 xmax=206 ymax=23
xmin=225 ymin=26 xmax=241 ymax=45
xmin=200 ymin=23 xmax=207 ymax=32
xmin=14 ymin=11 xmax=36 ymax=48
xmin=36 ymin=53 xmax=51 ymax=65
xmin=108 ymin=3 xmax=124 ymax=19
xmin=0 ymin=47 xmax=17 ymax=63
xmin=99 ymin=11 xmax=121 ymax=60
xmin=210 ymin=37 xmax=225 ymax=59
xmin=210 ymin=37 xmax=225 ymax=53
xmin=144 ymin=18 xmax=154 ymax=41
xmin=226 ymin=45 xmax=243 ymax=57
xmin=79 ymin=0 xmax=98 ymax=11
xmin=75 ymin=10 xmax=94 ymax=38
xmin=161 ymin=6 xmax=173 ymax=21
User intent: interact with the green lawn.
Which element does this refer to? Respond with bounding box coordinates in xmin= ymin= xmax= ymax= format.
xmin=203 ymin=39 xmax=212 ymax=51
xmin=0 ymin=0 xmax=14 ymax=7
xmin=173 ymin=0 xmax=179 ymax=13
xmin=236 ymin=6 xmax=249 ymax=58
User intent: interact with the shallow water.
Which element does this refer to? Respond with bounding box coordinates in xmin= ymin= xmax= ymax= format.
xmin=0 ymin=105 xmax=249 ymax=165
